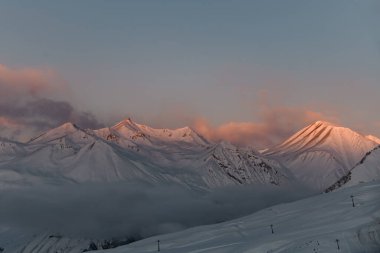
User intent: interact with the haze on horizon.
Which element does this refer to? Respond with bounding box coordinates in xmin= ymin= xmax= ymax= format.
xmin=0 ymin=0 xmax=379 ymax=149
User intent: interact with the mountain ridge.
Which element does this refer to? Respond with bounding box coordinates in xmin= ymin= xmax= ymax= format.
xmin=0 ymin=118 xmax=292 ymax=190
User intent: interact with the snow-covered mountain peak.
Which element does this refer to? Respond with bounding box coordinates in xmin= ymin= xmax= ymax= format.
xmin=112 ymin=117 xmax=139 ymax=131
xmin=50 ymin=122 xmax=80 ymax=132
xmin=28 ymin=122 xmax=83 ymax=144
xmin=267 ymin=121 xmax=374 ymax=156
xmin=313 ymin=120 xmax=337 ymax=127
xmin=108 ymin=118 xmax=208 ymax=146
xmin=264 ymin=120 xmax=379 ymax=191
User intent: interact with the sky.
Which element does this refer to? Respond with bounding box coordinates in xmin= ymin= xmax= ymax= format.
xmin=0 ymin=0 xmax=379 ymax=148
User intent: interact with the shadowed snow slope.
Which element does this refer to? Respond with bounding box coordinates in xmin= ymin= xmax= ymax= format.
xmin=264 ymin=121 xmax=378 ymax=191
xmin=346 ymin=146 xmax=380 ymax=187
xmin=96 ymin=181 xmax=380 ymax=253
xmin=326 ymin=145 xmax=380 ymax=192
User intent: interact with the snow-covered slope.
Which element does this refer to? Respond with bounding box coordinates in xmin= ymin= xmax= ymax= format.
xmin=0 ymin=123 xmax=143 ymax=188
xmin=264 ymin=121 xmax=378 ymax=191
xmin=0 ymin=120 xmax=291 ymax=190
xmin=28 ymin=123 xmax=90 ymax=145
xmin=367 ymin=135 xmax=380 ymax=144
xmin=90 ymin=181 xmax=380 ymax=253
xmin=0 ymin=139 xmax=25 ymax=162
xmin=346 ymin=145 xmax=380 ymax=186
xmin=0 ymin=229 xmax=134 ymax=253
xmin=326 ymin=145 xmax=380 ymax=192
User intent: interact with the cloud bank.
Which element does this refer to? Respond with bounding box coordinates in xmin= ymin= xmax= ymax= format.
xmin=0 ymin=64 xmax=103 ymax=140
xmin=0 ymin=182 xmax=315 ymax=240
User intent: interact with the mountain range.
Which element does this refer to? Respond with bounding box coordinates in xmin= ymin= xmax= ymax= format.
xmin=0 ymin=118 xmax=294 ymax=191
xmin=0 ymin=119 xmax=380 ymax=253
xmin=0 ymin=119 xmax=379 ymax=192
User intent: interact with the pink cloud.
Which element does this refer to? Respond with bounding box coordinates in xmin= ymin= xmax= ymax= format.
xmin=0 ymin=64 xmax=63 ymax=99
xmin=192 ymin=107 xmax=338 ymax=149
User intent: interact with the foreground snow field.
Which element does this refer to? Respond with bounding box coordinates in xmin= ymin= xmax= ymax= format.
xmin=98 ymin=181 xmax=380 ymax=253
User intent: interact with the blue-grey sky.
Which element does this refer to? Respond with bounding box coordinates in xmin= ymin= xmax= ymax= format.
xmin=0 ymin=0 xmax=379 ymax=147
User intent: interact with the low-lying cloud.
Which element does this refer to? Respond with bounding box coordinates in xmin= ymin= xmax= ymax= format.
xmin=0 ymin=182 xmax=315 ymax=240
xmin=193 ymin=106 xmax=338 ymax=149
xmin=0 ymin=98 xmax=103 ymax=131
xmin=0 ymin=64 xmax=103 ymax=140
